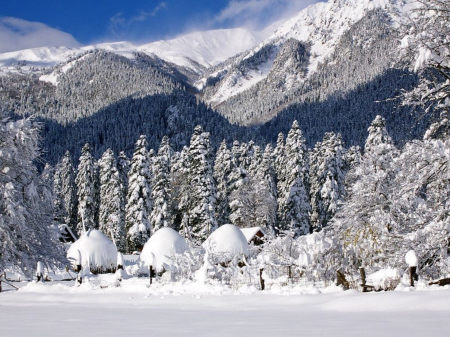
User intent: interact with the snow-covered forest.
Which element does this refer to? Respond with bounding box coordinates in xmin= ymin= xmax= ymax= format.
xmin=1 ymin=0 xmax=450 ymax=335
xmin=0 ymin=0 xmax=449 ymax=322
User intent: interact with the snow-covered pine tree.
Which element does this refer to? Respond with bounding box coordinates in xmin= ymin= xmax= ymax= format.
xmin=309 ymin=132 xmax=347 ymax=232
xmin=54 ymin=151 xmax=77 ymax=233
xmin=273 ymin=133 xmax=286 ymax=184
xmin=213 ymin=140 xmax=234 ymax=226
xmin=75 ymin=143 xmax=98 ymax=235
xmin=98 ymin=149 xmax=126 ymax=252
xmin=239 ymin=141 xmax=255 ymax=172
xmin=0 ymin=115 xmax=65 ymax=276
xmin=276 ymin=121 xmax=310 ymax=235
xmin=183 ymin=126 xmax=217 ymax=245
xmin=125 ymin=136 xmax=153 ymax=252
xmin=231 ymin=140 xmax=241 ymax=167
xmin=172 ymin=147 xmax=190 ymax=236
xmin=248 ymin=145 xmax=262 ymax=179
xmin=150 ymin=136 xmax=173 ymax=232
xmin=253 ymin=144 xmax=277 ymax=232
xmin=117 ymin=151 xmax=129 ymax=197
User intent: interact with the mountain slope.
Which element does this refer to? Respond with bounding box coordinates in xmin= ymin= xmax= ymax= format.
xmin=198 ymin=0 xmax=415 ymax=121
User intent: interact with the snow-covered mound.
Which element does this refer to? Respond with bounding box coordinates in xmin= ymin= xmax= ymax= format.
xmin=140 ymin=227 xmax=188 ymax=272
xmin=203 ymin=224 xmax=249 ymax=258
xmin=67 ymin=229 xmax=117 ymax=272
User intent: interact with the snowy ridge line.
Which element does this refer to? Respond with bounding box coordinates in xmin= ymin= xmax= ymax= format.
xmin=0 ymin=28 xmax=262 ymax=83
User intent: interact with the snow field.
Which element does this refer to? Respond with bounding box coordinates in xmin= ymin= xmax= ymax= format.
xmin=1 ymin=279 xmax=450 ymax=337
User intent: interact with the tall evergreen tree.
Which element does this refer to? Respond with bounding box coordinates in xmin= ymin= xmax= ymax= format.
xmin=98 ymin=149 xmax=126 ymax=252
xmin=277 ymin=121 xmax=310 ymax=235
xmin=253 ymin=144 xmax=277 ymax=232
xmin=213 ymin=140 xmax=234 ymax=226
xmin=75 ymin=143 xmax=98 ymax=235
xmin=309 ymin=132 xmax=347 ymax=232
xmin=151 ymin=136 xmax=173 ymax=232
xmin=182 ymin=126 xmax=217 ymax=245
xmin=125 ymin=136 xmax=153 ymax=252
xmin=117 ymin=151 xmax=130 ymax=197
xmin=54 ymin=151 xmax=78 ymax=233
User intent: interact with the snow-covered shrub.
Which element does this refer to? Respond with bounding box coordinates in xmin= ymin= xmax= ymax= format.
xmin=67 ymin=229 xmax=117 ymax=274
xmin=140 ymin=227 xmax=188 ymax=273
xmin=202 ymin=224 xmax=249 ymax=265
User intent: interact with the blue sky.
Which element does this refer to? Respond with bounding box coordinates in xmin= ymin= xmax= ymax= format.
xmin=0 ymin=0 xmax=318 ymax=53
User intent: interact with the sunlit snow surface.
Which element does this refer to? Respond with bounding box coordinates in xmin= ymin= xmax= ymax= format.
xmin=1 ymin=278 xmax=450 ymax=336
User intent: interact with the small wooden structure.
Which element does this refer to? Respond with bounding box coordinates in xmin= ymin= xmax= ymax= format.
xmin=239 ymin=227 xmax=265 ymax=246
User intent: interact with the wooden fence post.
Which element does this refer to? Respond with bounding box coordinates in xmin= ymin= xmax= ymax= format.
xmin=259 ymin=268 xmax=265 ymax=291
xmin=149 ymin=266 xmax=153 ymax=286
xmin=410 ymin=266 xmax=417 ymax=287
xmin=336 ymin=270 xmax=349 ymax=290
xmin=359 ymin=267 xmax=367 ymax=292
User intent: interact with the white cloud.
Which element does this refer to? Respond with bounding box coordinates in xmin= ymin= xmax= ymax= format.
xmin=0 ymin=17 xmax=81 ymax=53
xmin=211 ymin=0 xmax=319 ymax=30
xmin=108 ymin=2 xmax=167 ymax=37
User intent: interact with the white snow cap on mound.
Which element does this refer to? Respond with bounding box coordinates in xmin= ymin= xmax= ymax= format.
xmin=140 ymin=227 xmax=188 ymax=272
xmin=203 ymin=224 xmax=249 ymax=257
xmin=405 ymin=250 xmax=418 ymax=267
xmin=67 ymin=229 xmax=117 ymax=270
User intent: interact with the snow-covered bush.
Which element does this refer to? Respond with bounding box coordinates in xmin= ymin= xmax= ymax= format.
xmin=67 ymin=229 xmax=117 ymax=273
xmin=140 ymin=227 xmax=188 ymax=273
xmin=202 ymin=224 xmax=249 ymax=265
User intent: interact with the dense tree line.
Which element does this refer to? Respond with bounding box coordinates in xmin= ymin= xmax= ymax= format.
xmin=52 ymin=121 xmax=350 ymax=253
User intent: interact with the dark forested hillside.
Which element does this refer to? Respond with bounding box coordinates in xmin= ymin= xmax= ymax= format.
xmin=0 ymin=8 xmax=430 ymax=166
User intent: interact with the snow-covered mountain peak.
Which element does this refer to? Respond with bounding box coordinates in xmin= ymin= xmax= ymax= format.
xmin=199 ymin=0 xmax=415 ymax=107
xmin=0 ymin=28 xmax=261 ymax=81
xmin=139 ymin=28 xmax=260 ymax=71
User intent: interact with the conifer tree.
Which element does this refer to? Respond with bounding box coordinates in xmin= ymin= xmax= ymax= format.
xmin=98 ymin=149 xmax=126 ymax=251
xmin=151 ymin=136 xmax=173 ymax=232
xmin=53 ymin=151 xmax=78 ymax=232
xmin=182 ymin=126 xmax=217 ymax=245
xmin=75 ymin=143 xmax=98 ymax=235
xmin=117 ymin=151 xmax=129 ymax=196
xmin=309 ymin=132 xmax=347 ymax=232
xmin=253 ymin=144 xmax=277 ymax=232
xmin=277 ymin=121 xmax=310 ymax=235
xmin=173 ymin=147 xmax=190 ymax=236
xmin=125 ymin=136 xmax=153 ymax=252
xmin=213 ymin=140 xmax=234 ymax=226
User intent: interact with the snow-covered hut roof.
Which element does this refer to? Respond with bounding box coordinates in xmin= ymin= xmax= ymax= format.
xmin=67 ymin=229 xmax=117 ymax=272
xmin=140 ymin=227 xmax=188 ymax=272
xmin=203 ymin=224 xmax=249 ymax=257
xmin=239 ymin=227 xmax=265 ymax=243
